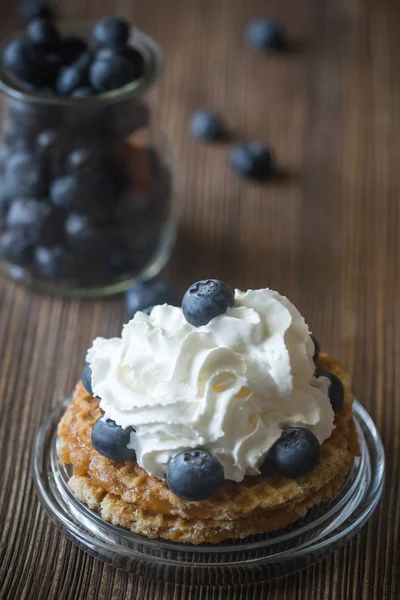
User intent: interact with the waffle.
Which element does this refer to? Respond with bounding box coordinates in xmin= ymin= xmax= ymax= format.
xmin=58 ymin=354 xmax=359 ymax=544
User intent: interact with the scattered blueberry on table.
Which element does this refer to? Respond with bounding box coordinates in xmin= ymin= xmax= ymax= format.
xmin=229 ymin=141 xmax=274 ymax=179
xmin=91 ymin=416 xmax=136 ymax=462
xmin=190 ymin=109 xmax=224 ymax=141
xmin=245 ymin=18 xmax=284 ymax=52
xmin=166 ymin=449 xmax=225 ymax=501
xmin=125 ymin=278 xmax=181 ymax=318
xmin=263 ymin=427 xmax=321 ymax=478
xmin=182 ymin=279 xmax=235 ymax=327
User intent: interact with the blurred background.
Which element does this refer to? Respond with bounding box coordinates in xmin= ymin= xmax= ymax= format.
xmin=0 ymin=0 xmax=398 ymax=599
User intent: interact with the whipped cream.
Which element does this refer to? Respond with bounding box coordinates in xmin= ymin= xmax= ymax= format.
xmin=87 ymin=288 xmax=335 ymax=482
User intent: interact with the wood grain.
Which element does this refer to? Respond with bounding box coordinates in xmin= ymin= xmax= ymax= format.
xmin=0 ymin=0 xmax=399 ymax=598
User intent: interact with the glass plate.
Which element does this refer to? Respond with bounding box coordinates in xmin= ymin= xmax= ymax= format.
xmin=33 ymin=400 xmax=385 ymax=585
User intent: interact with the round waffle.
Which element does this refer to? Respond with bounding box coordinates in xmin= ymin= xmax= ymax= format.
xmin=58 ymin=354 xmax=359 ymax=544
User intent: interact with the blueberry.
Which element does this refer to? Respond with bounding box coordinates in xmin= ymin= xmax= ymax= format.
xmin=50 ymin=173 xmax=112 ymax=215
xmin=34 ymin=245 xmax=72 ymax=280
xmin=95 ymin=46 xmax=145 ymax=79
xmin=245 ymin=18 xmax=284 ymax=51
xmin=124 ymin=278 xmax=180 ymax=317
xmin=67 ymin=148 xmax=103 ymax=174
xmin=190 ymin=110 xmax=224 ymax=141
xmin=49 ymin=175 xmax=78 ymax=210
xmin=166 ymin=449 xmax=224 ymax=501
xmin=311 ymin=335 xmax=320 ymax=362
xmin=60 ymin=36 xmax=88 ymax=65
xmin=26 ymin=17 xmax=60 ymax=51
xmin=81 ymin=362 xmax=93 ymax=395
xmin=56 ymin=66 xmax=88 ymax=96
xmin=4 ymin=152 xmax=47 ymax=197
xmin=55 ymin=51 xmax=93 ymax=96
xmin=53 ymin=172 xmax=116 ymax=217
xmin=316 ymin=371 xmax=344 ymax=412
xmin=94 ymin=47 xmax=116 ymax=62
xmin=264 ymin=428 xmax=320 ymax=478
xmin=64 ymin=213 xmax=103 ymax=251
xmin=73 ymin=51 xmax=94 ymax=71
xmin=182 ymin=279 xmax=234 ymax=327
xmin=20 ymin=0 xmax=54 ymax=24
xmin=71 ymin=86 xmax=94 ymax=97
xmin=36 ymin=129 xmax=58 ymax=157
xmin=8 ymin=265 xmax=28 ymax=282
xmin=91 ymin=416 xmax=136 ymax=462
xmin=0 ymin=230 xmax=33 ymax=266
xmin=229 ymin=141 xmax=273 ymax=179
xmin=7 ymin=98 xmax=62 ymax=134
xmin=93 ymin=16 xmax=130 ymax=48
xmin=6 ymin=197 xmax=61 ymax=245
xmin=2 ymin=38 xmax=49 ymax=87
xmin=3 ymin=119 xmax=32 ymax=152
xmin=89 ymin=55 xmax=136 ymax=92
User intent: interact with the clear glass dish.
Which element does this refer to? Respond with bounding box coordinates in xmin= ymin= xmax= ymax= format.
xmin=33 ymin=400 xmax=384 ymax=585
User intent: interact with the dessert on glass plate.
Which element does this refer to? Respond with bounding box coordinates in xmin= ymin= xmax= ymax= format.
xmin=57 ymin=280 xmax=362 ymax=545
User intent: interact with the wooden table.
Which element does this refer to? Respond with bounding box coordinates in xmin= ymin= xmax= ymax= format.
xmin=0 ymin=0 xmax=399 ymax=598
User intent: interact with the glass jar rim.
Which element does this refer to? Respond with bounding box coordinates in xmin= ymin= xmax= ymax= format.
xmin=0 ymin=22 xmax=164 ymax=107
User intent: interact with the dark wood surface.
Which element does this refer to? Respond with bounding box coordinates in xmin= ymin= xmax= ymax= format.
xmin=0 ymin=0 xmax=399 ymax=598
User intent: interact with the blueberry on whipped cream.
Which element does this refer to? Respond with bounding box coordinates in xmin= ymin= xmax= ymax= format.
xmin=182 ymin=279 xmax=234 ymax=326
xmin=85 ymin=283 xmax=337 ymax=501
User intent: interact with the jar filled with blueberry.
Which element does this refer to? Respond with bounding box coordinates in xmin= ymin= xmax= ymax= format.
xmin=0 ymin=10 xmax=175 ymax=296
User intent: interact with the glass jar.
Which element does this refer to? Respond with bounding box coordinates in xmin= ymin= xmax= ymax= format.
xmin=0 ymin=25 xmax=175 ymax=297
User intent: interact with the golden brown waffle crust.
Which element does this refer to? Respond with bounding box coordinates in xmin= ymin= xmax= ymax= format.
xmin=58 ymin=354 xmax=359 ymax=544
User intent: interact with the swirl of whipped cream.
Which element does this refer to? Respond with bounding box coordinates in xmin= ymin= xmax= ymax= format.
xmin=87 ymin=288 xmax=334 ymax=482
